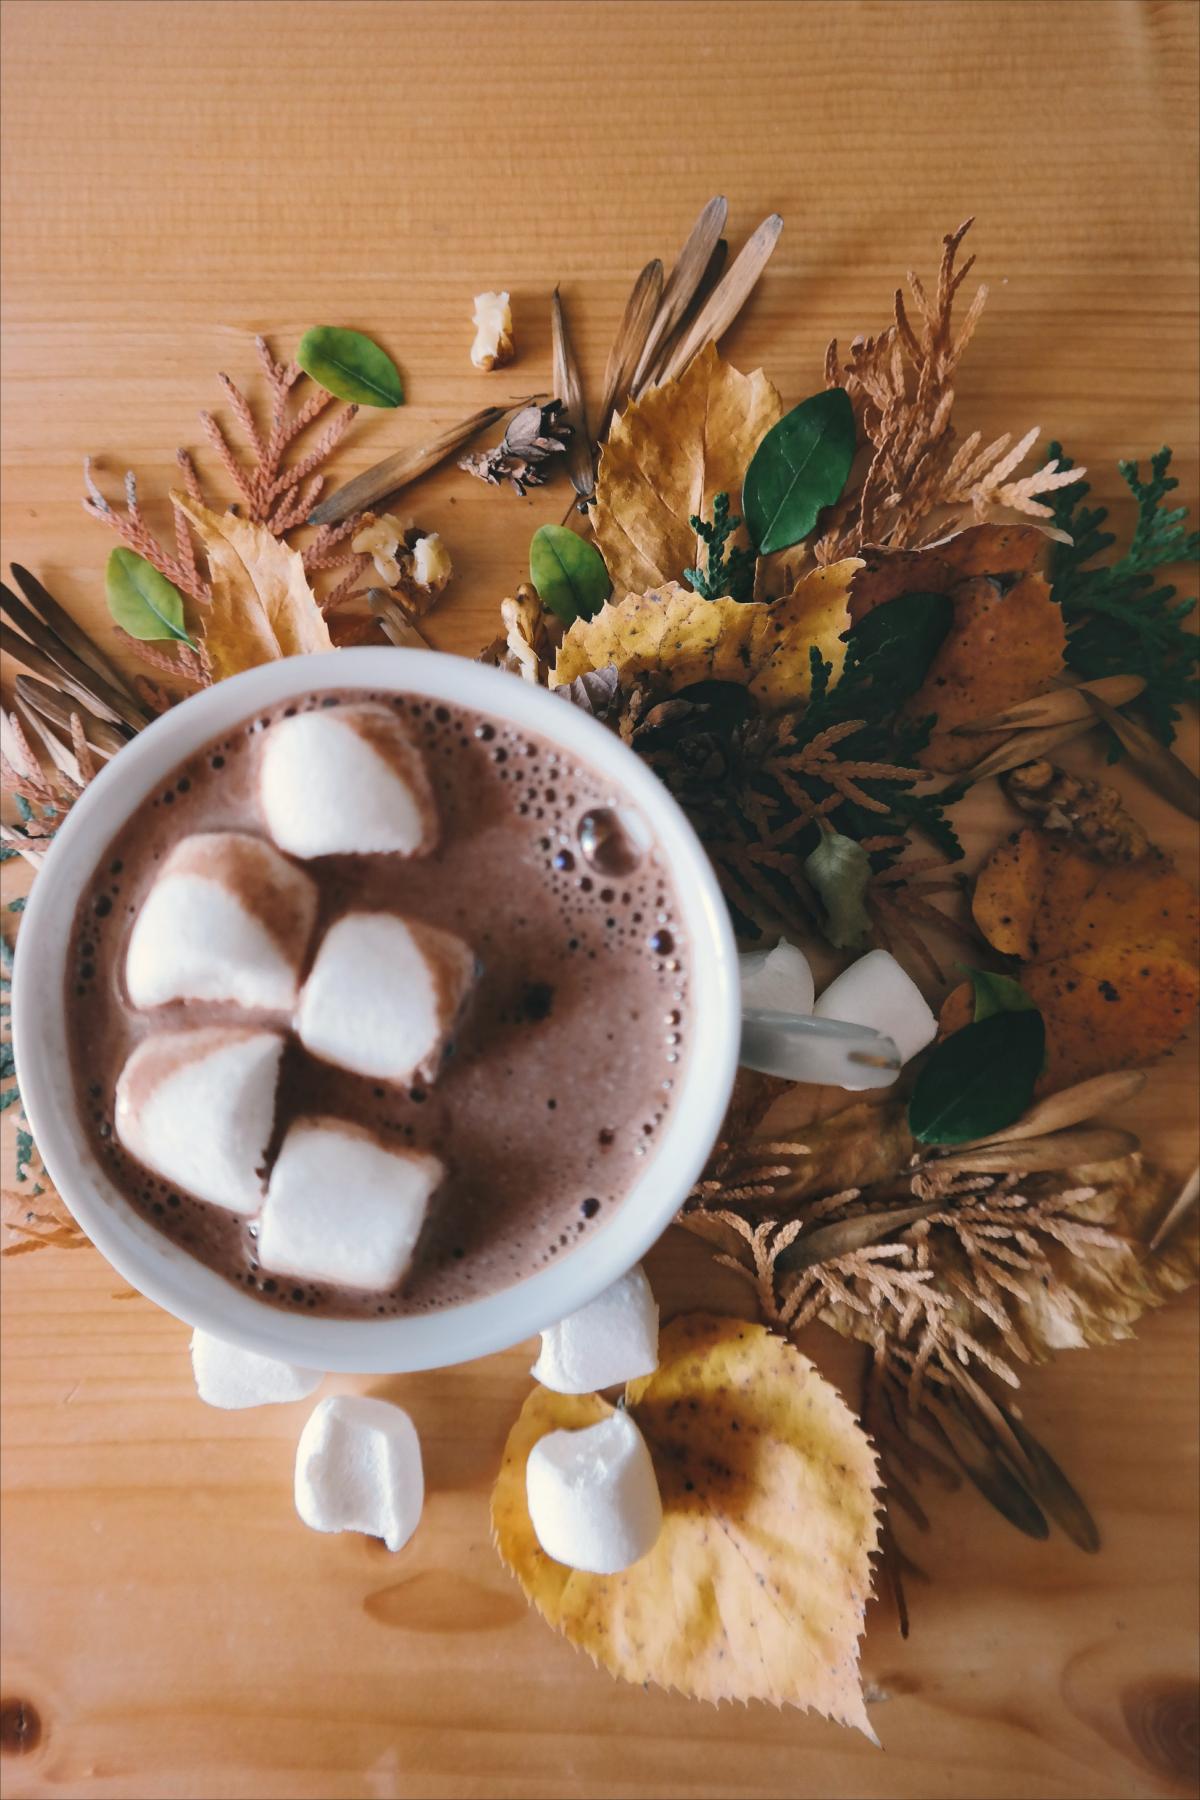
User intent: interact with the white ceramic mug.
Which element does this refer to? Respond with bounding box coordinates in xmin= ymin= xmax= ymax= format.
xmin=13 ymin=649 xmax=895 ymax=1372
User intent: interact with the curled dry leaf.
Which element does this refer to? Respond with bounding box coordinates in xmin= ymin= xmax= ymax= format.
xmin=590 ymin=343 xmax=783 ymax=596
xmin=491 ymin=1313 xmax=879 ymax=1732
xmin=848 ymin=525 xmax=1066 ymax=773
xmin=173 ymin=493 xmax=333 ymax=679
xmin=550 ymin=564 xmax=856 ymax=711
xmin=942 ymin=828 xmax=1199 ymax=1089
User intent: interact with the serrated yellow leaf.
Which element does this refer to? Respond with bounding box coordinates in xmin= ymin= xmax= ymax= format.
xmin=491 ymin=1313 xmax=880 ymax=1732
xmin=173 ymin=493 xmax=333 ymax=680
xmin=550 ymin=563 xmax=858 ymax=711
xmin=591 ymin=343 xmax=783 ymax=595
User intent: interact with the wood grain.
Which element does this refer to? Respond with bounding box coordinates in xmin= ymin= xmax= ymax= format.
xmin=1 ymin=3 xmax=1197 ymax=1797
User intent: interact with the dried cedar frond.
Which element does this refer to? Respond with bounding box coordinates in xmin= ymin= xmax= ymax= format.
xmin=459 ymin=401 xmax=572 ymax=497
xmin=814 ymin=221 xmax=1082 ymax=562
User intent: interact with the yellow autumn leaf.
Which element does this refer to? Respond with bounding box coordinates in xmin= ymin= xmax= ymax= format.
xmin=591 ymin=343 xmax=783 ymax=596
xmin=492 ymin=1313 xmax=880 ymax=1732
xmin=173 ymin=493 xmax=333 ymax=680
xmin=550 ymin=563 xmax=858 ymax=711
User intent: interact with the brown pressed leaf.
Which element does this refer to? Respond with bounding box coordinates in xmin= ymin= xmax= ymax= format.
xmin=953 ymin=674 xmax=1145 ymax=734
xmin=657 ymin=214 xmax=784 ymax=385
xmin=631 ymin=196 xmax=728 ymax=395
xmin=848 ymin=525 xmax=1066 ymax=773
xmin=590 ymin=343 xmax=782 ymax=596
xmin=551 ymin=288 xmax=594 ymax=497
xmin=1080 ymin=688 xmax=1200 ymax=821
xmin=173 ymin=494 xmax=333 ymax=679
xmin=595 ymin=260 xmax=664 ymax=443
xmin=491 ymin=1314 xmax=879 ymax=1730
xmin=308 ymin=405 xmax=507 ymax=526
xmin=551 ymin=564 xmax=855 ymax=711
xmin=961 ymin=827 xmax=1199 ymax=1088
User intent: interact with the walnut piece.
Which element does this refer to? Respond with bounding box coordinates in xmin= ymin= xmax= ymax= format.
xmin=411 ymin=532 xmax=452 ymax=595
xmin=1003 ymin=760 xmax=1151 ymax=863
xmin=351 ymin=514 xmax=452 ymax=614
xmin=471 ymin=291 xmax=514 ymax=371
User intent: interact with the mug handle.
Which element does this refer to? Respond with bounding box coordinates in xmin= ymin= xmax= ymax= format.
xmin=739 ymin=1007 xmax=901 ymax=1090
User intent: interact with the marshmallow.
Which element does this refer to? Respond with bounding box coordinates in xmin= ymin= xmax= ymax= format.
xmin=115 ymin=1027 xmax=283 ymax=1213
xmin=526 ymin=1408 xmax=663 ymax=1575
xmin=125 ymin=831 xmax=317 ymax=1012
xmin=297 ymin=912 xmax=475 ymax=1087
xmin=258 ymin=1118 xmax=442 ymax=1291
xmin=295 ymin=1394 xmax=423 ymax=1552
xmin=190 ymin=1329 xmax=322 ymax=1410
xmin=814 ymin=948 xmax=937 ymax=1067
xmin=259 ymin=705 xmax=438 ymax=860
xmin=739 ymin=938 xmax=816 ymax=1016
xmin=531 ymin=1265 xmax=659 ymax=1394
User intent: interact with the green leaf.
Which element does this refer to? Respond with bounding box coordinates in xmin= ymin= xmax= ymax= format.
xmin=742 ymin=388 xmax=856 ymax=554
xmin=843 ymin=591 xmax=954 ymax=706
xmin=296 ymin=327 xmax=404 ymax=408
xmin=804 ymin=830 xmax=872 ymax=950
xmin=908 ymin=1009 xmax=1045 ymax=1145
xmin=963 ymin=966 xmax=1036 ymax=1022
xmin=530 ymin=525 xmax=611 ymax=625
xmin=105 ymin=548 xmax=195 ymax=647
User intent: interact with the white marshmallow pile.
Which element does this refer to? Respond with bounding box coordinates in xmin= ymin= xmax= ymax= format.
xmin=526 ymin=1408 xmax=663 ymax=1574
xmin=115 ymin=1027 xmax=283 ymax=1213
xmin=297 ymin=911 xmax=475 ymax=1086
xmin=295 ymin=1394 xmax=424 ymax=1552
xmin=257 ymin=1118 xmax=442 ymax=1290
xmin=190 ymin=1328 xmax=322 ymax=1410
xmin=814 ymin=947 xmax=937 ymax=1072
xmin=125 ymin=832 xmax=318 ymax=1012
xmin=259 ymin=704 xmax=438 ymax=861
xmin=531 ymin=1265 xmax=659 ymax=1394
xmin=739 ymin=937 xmax=816 ymax=1016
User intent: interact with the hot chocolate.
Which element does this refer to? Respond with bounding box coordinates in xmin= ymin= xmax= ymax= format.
xmin=65 ymin=688 xmax=689 ymax=1319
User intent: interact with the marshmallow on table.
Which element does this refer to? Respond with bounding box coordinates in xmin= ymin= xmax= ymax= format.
xmin=297 ymin=912 xmax=475 ymax=1087
xmin=259 ymin=705 xmax=438 ymax=860
xmin=739 ymin=937 xmax=816 ymax=1016
xmin=526 ymin=1408 xmax=663 ymax=1575
xmin=531 ymin=1265 xmax=659 ymax=1394
xmin=814 ymin=948 xmax=937 ymax=1068
xmin=125 ymin=831 xmax=318 ymax=1012
xmin=257 ymin=1117 xmax=442 ymax=1291
xmin=190 ymin=1329 xmax=322 ymax=1410
xmin=115 ymin=1026 xmax=283 ymax=1212
xmin=295 ymin=1394 xmax=424 ymax=1552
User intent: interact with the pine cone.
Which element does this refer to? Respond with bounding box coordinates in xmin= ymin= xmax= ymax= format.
xmin=459 ymin=401 xmax=572 ymax=497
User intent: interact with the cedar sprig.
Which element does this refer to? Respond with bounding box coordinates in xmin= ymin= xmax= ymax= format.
xmin=814 ymin=220 xmax=1080 ymax=561
xmin=1043 ymin=445 xmax=1199 ymax=747
xmin=685 ymin=492 xmax=757 ymax=603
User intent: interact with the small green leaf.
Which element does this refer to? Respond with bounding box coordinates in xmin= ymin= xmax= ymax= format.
xmin=908 ymin=1010 xmax=1046 ymax=1145
xmin=804 ymin=830 xmax=872 ymax=951
xmin=296 ymin=327 xmax=404 ymax=408
xmin=843 ymin=591 xmax=954 ymax=706
xmin=530 ymin=525 xmax=611 ymax=625
xmin=742 ymin=387 xmax=856 ymax=554
xmin=963 ymin=966 xmax=1037 ymax=1022
xmin=105 ymin=548 xmax=195 ymax=646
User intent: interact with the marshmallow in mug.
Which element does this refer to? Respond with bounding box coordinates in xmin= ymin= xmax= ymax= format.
xmin=814 ymin=948 xmax=937 ymax=1068
xmin=531 ymin=1264 xmax=659 ymax=1394
xmin=259 ymin=704 xmax=439 ymax=860
xmin=526 ymin=1408 xmax=663 ymax=1575
xmin=125 ymin=831 xmax=318 ymax=1012
xmin=295 ymin=1394 xmax=424 ymax=1552
xmin=257 ymin=1117 xmax=442 ymax=1291
xmin=296 ymin=911 xmax=476 ymax=1087
xmin=190 ymin=1329 xmax=322 ymax=1410
xmin=114 ymin=1026 xmax=284 ymax=1214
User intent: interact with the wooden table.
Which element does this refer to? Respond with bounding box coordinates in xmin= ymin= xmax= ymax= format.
xmin=2 ymin=4 xmax=1197 ymax=1796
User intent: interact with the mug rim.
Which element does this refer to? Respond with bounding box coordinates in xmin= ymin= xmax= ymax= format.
xmin=12 ymin=649 xmax=740 ymax=1372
